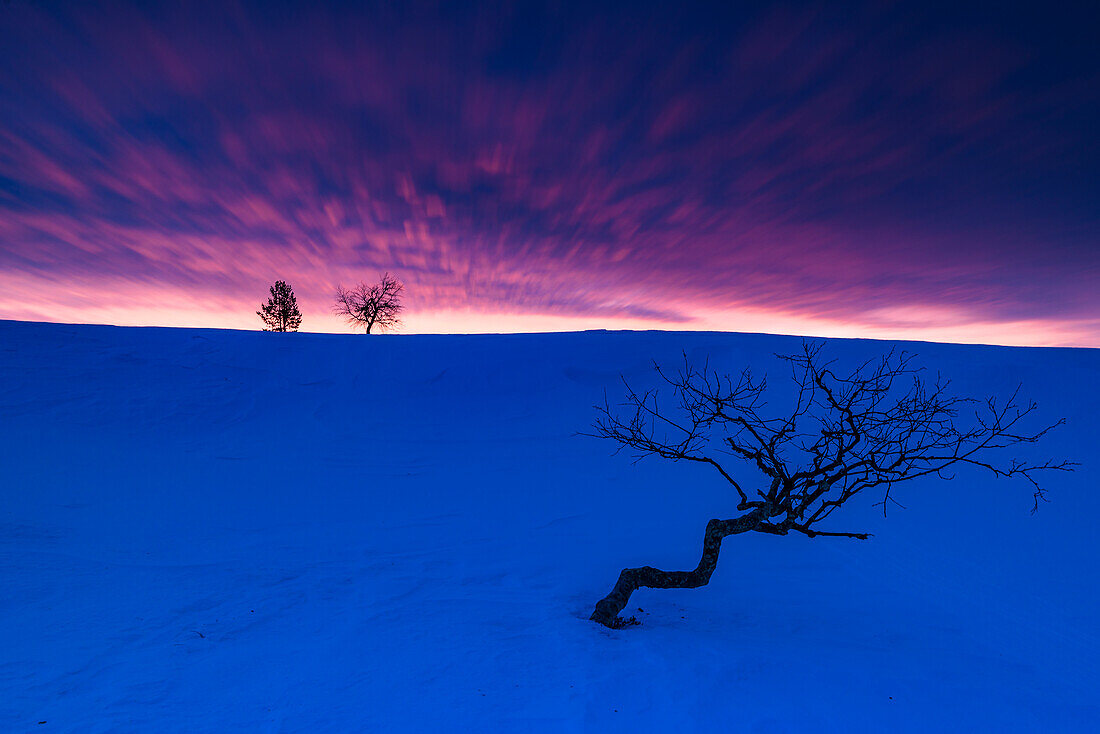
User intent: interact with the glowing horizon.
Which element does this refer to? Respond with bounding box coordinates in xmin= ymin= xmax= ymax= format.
xmin=3 ymin=281 xmax=1094 ymax=349
xmin=2 ymin=1 xmax=1097 ymax=347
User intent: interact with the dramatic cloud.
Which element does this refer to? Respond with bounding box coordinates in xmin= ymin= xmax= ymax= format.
xmin=1 ymin=0 xmax=1097 ymax=344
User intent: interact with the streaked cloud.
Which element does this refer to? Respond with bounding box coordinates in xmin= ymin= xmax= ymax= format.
xmin=1 ymin=1 xmax=1097 ymax=345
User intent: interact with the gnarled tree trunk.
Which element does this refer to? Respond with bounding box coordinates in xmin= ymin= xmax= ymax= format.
xmin=587 ymin=345 xmax=1070 ymax=628
xmin=590 ymin=509 xmax=764 ymax=627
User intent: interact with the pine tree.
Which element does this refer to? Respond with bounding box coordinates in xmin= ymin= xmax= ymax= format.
xmin=257 ymin=280 xmax=303 ymax=332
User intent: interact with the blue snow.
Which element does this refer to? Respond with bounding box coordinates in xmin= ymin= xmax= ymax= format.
xmin=1 ymin=319 xmax=1097 ymax=731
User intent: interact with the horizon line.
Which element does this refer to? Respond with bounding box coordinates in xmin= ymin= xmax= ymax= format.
xmin=3 ymin=316 xmax=1095 ymax=352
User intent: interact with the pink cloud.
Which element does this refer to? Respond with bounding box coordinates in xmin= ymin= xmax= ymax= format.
xmin=0 ymin=1 xmax=1096 ymax=345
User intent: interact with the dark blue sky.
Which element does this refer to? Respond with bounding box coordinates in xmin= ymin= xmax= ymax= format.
xmin=1 ymin=0 xmax=1098 ymax=343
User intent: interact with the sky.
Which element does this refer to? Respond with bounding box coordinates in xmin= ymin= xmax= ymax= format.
xmin=1 ymin=0 xmax=1098 ymax=345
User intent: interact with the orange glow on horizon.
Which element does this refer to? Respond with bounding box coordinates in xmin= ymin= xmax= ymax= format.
xmin=1 ymin=273 xmax=1094 ymax=349
xmin=2 ymin=2 xmax=1097 ymax=353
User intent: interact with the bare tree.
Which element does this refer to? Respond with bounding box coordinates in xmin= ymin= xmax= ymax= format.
xmin=333 ymin=273 xmax=404 ymax=333
xmin=257 ymin=280 xmax=302 ymax=332
xmin=588 ymin=343 xmax=1073 ymax=628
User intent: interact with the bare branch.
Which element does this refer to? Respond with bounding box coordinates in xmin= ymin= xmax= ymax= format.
xmin=588 ymin=340 xmax=1073 ymax=626
xmin=589 ymin=343 xmax=1078 ymax=625
xmin=333 ymin=272 xmax=404 ymax=333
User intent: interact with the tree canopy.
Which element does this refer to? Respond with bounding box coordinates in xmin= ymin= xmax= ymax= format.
xmin=333 ymin=273 xmax=404 ymax=334
xmin=257 ymin=280 xmax=302 ymax=332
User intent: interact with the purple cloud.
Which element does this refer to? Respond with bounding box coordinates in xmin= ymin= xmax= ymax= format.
xmin=0 ymin=1 xmax=1097 ymax=344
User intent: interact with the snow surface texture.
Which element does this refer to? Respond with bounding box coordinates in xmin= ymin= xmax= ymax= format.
xmin=1 ymin=320 xmax=1097 ymax=732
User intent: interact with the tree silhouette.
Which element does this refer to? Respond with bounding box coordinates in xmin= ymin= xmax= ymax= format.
xmin=333 ymin=273 xmax=404 ymax=333
xmin=587 ymin=343 xmax=1073 ymax=628
xmin=257 ymin=280 xmax=302 ymax=332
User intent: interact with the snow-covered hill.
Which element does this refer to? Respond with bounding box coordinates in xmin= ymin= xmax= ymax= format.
xmin=1 ymin=320 xmax=1097 ymax=732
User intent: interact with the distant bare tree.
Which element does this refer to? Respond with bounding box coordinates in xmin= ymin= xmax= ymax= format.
xmin=256 ymin=280 xmax=302 ymax=332
xmin=333 ymin=273 xmax=404 ymax=333
xmin=588 ymin=343 xmax=1073 ymax=628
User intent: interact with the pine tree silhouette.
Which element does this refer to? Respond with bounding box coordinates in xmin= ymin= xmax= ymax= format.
xmin=257 ymin=280 xmax=303 ymax=332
